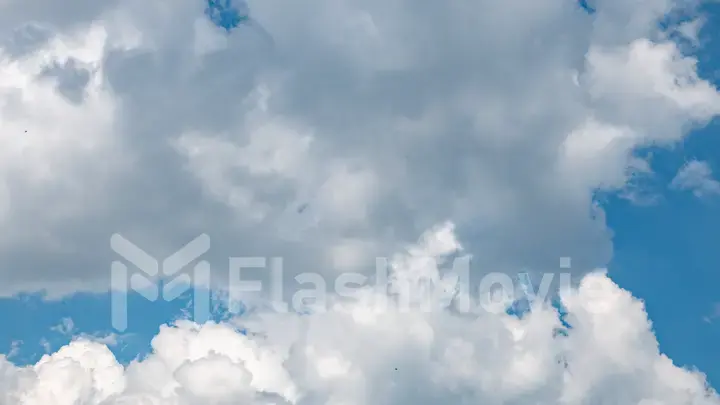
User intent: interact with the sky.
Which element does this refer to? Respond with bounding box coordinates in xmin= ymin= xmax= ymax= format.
xmin=2 ymin=0 xmax=720 ymax=404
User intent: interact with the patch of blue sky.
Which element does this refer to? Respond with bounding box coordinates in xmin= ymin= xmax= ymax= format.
xmin=205 ymin=0 xmax=249 ymax=32
xmin=588 ymin=2 xmax=720 ymax=387
xmin=577 ymin=0 xmax=595 ymax=14
xmin=0 ymin=287 xmax=238 ymax=365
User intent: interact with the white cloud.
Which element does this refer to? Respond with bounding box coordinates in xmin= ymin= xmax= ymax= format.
xmin=0 ymin=223 xmax=718 ymax=404
xmin=670 ymin=160 xmax=720 ymax=197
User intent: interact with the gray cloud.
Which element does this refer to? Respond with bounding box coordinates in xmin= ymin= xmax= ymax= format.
xmin=0 ymin=0 xmax=718 ymax=297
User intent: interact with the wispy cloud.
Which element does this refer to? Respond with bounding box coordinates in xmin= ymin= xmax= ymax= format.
xmin=670 ymin=160 xmax=720 ymax=198
xmin=703 ymin=303 xmax=720 ymax=324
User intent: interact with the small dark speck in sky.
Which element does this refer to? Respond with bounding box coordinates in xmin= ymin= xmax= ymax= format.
xmin=297 ymin=203 xmax=308 ymax=214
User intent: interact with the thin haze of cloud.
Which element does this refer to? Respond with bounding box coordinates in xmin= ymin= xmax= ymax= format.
xmin=48 ymin=317 xmax=123 ymax=346
xmin=108 ymin=225 xmax=584 ymax=331
xmin=670 ymin=160 xmax=720 ymax=198
xmin=49 ymin=317 xmax=75 ymax=336
xmin=703 ymin=303 xmax=720 ymax=323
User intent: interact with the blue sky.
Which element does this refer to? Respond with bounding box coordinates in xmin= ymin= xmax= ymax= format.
xmin=605 ymin=131 xmax=720 ymax=383
xmin=2 ymin=0 xmax=720 ymax=397
xmin=602 ymin=4 xmax=720 ymax=383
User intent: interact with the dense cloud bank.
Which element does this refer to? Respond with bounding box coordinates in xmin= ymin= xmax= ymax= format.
xmin=1 ymin=0 xmax=718 ymax=293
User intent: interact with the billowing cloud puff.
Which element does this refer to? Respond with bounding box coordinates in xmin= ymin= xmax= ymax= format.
xmin=0 ymin=0 xmax=719 ymax=296
xmin=0 ymin=223 xmax=717 ymax=405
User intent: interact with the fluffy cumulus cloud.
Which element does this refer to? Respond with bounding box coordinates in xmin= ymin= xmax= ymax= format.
xmin=0 ymin=224 xmax=718 ymax=405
